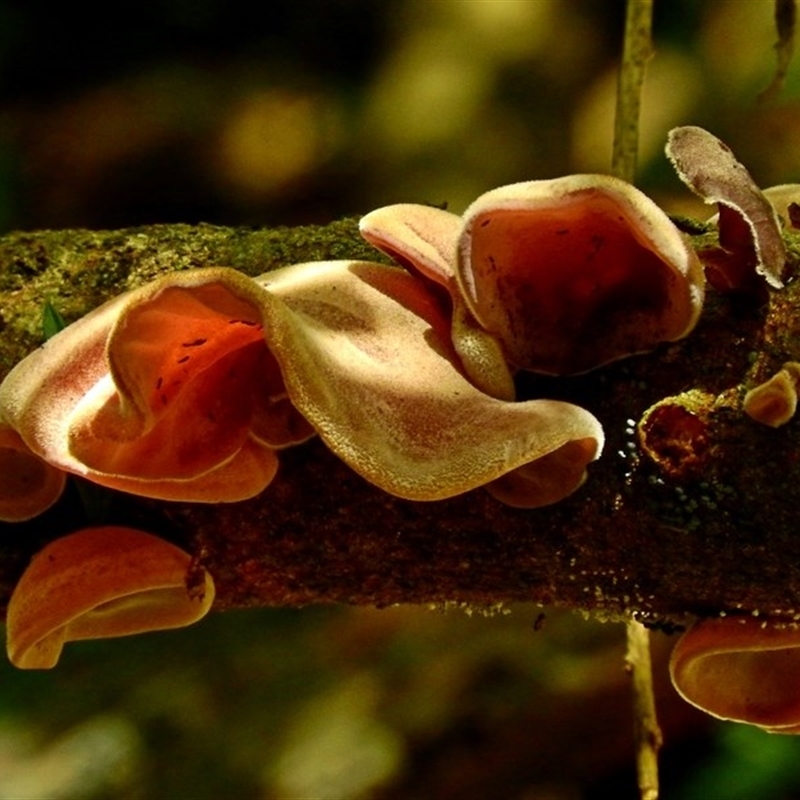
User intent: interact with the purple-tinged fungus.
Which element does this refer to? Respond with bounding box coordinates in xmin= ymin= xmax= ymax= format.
xmin=670 ymin=616 xmax=800 ymax=733
xmin=666 ymin=126 xmax=786 ymax=290
xmin=6 ymin=526 xmax=215 ymax=669
xmin=743 ymin=363 xmax=800 ymax=428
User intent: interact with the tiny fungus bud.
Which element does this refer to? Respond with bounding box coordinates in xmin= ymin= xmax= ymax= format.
xmin=670 ymin=617 xmax=800 ymax=733
xmin=6 ymin=526 xmax=215 ymax=669
xmin=743 ymin=363 xmax=800 ymax=428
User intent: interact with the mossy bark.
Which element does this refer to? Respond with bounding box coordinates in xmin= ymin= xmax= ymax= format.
xmin=2 ymin=220 xmax=800 ymax=631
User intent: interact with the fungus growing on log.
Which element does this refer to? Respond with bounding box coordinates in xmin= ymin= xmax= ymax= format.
xmin=0 ymin=259 xmax=605 ymax=512
xmin=636 ymin=391 xmax=714 ymax=479
xmin=457 ymin=176 xmax=705 ymax=375
xmin=361 ymin=176 xmax=705 ymax=379
xmin=256 ymin=260 xmax=604 ymax=506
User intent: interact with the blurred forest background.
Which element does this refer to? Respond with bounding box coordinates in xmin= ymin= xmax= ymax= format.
xmin=1 ymin=0 xmax=800 ymax=798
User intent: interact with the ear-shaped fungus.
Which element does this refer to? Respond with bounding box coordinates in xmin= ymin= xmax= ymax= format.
xmin=0 ymin=268 xmax=313 ymax=503
xmin=0 ymin=422 xmax=66 ymax=521
xmin=256 ymin=260 xmax=603 ymax=506
xmin=6 ymin=526 xmax=215 ymax=669
xmin=359 ymin=203 xmax=461 ymax=291
xmin=361 ymin=178 xmax=705 ymax=380
xmin=670 ymin=617 xmax=800 ymax=733
xmin=457 ymin=176 xmax=705 ymax=375
xmin=1 ymin=258 xmax=602 ymax=509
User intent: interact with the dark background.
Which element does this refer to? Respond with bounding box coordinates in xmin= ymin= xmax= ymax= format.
xmin=1 ymin=1 xmax=800 ymax=797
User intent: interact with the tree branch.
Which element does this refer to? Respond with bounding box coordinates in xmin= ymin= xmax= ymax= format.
xmin=2 ymin=220 xmax=800 ymax=629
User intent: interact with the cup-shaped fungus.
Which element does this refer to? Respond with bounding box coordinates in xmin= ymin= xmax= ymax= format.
xmin=636 ymin=390 xmax=715 ymax=479
xmin=255 ymin=260 xmax=604 ymax=507
xmin=670 ymin=617 xmax=800 ymax=733
xmin=457 ymin=176 xmax=705 ymax=375
xmin=6 ymin=526 xmax=215 ymax=669
xmin=361 ymin=176 xmax=705 ymax=379
xmin=0 ymin=268 xmax=314 ymax=504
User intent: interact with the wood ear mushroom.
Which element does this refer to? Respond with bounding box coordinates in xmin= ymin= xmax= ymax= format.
xmin=6 ymin=526 xmax=215 ymax=669
xmin=670 ymin=617 xmax=800 ymax=733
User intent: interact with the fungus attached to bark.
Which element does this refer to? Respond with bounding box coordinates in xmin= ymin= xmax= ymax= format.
xmin=636 ymin=390 xmax=715 ymax=479
xmin=257 ymin=260 xmax=604 ymax=506
xmin=670 ymin=617 xmax=800 ymax=733
xmin=6 ymin=526 xmax=215 ymax=669
xmin=0 ymin=268 xmax=313 ymax=504
xmin=743 ymin=363 xmax=800 ymax=428
xmin=360 ymin=203 xmax=515 ymax=400
xmin=359 ymin=203 xmax=461 ymax=290
xmin=0 ymin=259 xmax=603 ymax=511
xmin=484 ymin=439 xmax=597 ymax=509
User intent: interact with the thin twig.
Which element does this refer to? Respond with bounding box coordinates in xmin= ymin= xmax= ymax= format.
xmin=611 ymin=1 xmax=662 ymax=798
xmin=759 ymin=0 xmax=796 ymax=103
xmin=626 ymin=620 xmax=662 ymax=800
xmin=612 ymin=0 xmax=654 ymax=183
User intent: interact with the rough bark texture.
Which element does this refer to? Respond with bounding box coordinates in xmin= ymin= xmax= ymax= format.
xmin=2 ymin=219 xmax=800 ymax=630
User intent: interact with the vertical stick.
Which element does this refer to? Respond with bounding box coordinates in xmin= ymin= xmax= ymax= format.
xmin=612 ymin=0 xmax=654 ymax=183
xmin=611 ymin=2 xmax=661 ymax=799
xmin=626 ymin=620 xmax=662 ymax=800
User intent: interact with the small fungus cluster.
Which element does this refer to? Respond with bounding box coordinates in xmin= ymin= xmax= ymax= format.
xmin=0 ymin=173 xmax=708 ymax=521
xmin=0 ymin=168 xmax=706 ymax=667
